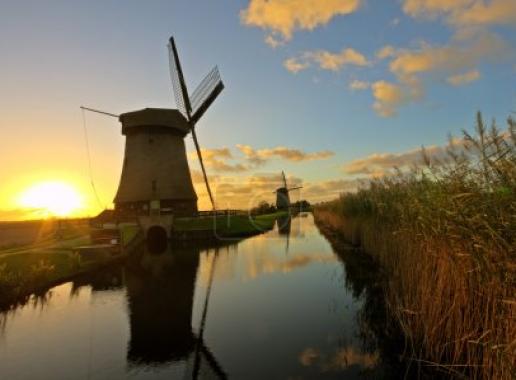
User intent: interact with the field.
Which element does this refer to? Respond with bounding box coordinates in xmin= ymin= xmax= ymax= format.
xmin=315 ymin=113 xmax=515 ymax=379
xmin=0 ymin=211 xmax=287 ymax=308
xmin=0 ymin=218 xmax=94 ymax=307
xmin=173 ymin=211 xmax=287 ymax=237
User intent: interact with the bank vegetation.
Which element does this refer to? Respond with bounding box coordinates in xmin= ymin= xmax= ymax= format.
xmin=316 ymin=113 xmax=515 ymax=379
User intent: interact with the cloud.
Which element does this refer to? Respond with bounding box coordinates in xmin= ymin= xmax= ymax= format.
xmin=402 ymin=0 xmax=474 ymax=18
xmin=349 ymin=79 xmax=370 ymax=90
xmin=198 ymin=147 xmax=232 ymax=160
xmin=197 ymin=172 xmax=303 ymax=209
xmin=371 ymin=30 xmax=508 ymax=116
xmin=301 ymin=178 xmax=359 ymax=202
xmin=205 ymin=160 xmax=248 ymax=173
xmin=371 ymin=80 xmax=403 ymax=117
xmin=342 ymin=138 xmax=467 ymax=176
xmin=234 ymin=144 xmax=268 ymax=166
xmin=388 ymin=32 xmax=506 ymax=80
xmin=191 ymin=148 xmax=249 ymax=173
xmin=371 ymin=80 xmax=421 ymax=117
xmin=285 ymin=47 xmax=370 ymax=73
xmin=191 ymin=169 xmax=220 ymax=184
xmin=241 ymin=0 xmax=362 ymax=44
xmin=193 ymin=171 xmax=358 ymax=210
xmin=452 ymin=1 xmax=516 ymax=27
xmin=402 ymin=0 xmax=516 ymax=27
xmin=264 ymin=35 xmax=283 ymax=48
xmin=446 ymin=69 xmax=480 ymax=85
xmin=284 ymin=57 xmax=310 ymax=73
xmin=192 ymin=145 xmax=335 ymax=177
xmin=237 ymin=144 xmax=335 ymax=162
xmin=376 ymin=45 xmax=396 ymax=59
xmin=344 ymin=148 xmax=423 ymax=175
xmin=306 ymin=48 xmax=370 ymax=71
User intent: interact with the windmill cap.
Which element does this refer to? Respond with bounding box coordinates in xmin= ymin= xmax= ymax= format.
xmin=119 ymin=108 xmax=190 ymax=135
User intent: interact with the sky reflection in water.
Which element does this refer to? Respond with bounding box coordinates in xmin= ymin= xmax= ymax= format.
xmin=0 ymin=213 xmax=391 ymax=379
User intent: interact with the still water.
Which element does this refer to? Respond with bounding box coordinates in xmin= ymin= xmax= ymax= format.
xmin=0 ymin=213 xmax=400 ymax=379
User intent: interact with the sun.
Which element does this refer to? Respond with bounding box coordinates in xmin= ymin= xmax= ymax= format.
xmin=18 ymin=181 xmax=83 ymax=218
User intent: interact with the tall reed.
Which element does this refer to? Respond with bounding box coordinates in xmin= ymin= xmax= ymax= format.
xmin=316 ymin=112 xmax=515 ymax=379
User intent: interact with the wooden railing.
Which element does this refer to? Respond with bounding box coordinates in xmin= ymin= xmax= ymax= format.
xmin=196 ymin=209 xmax=247 ymax=217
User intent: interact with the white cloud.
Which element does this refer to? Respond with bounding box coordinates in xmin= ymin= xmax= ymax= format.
xmin=371 ymin=80 xmax=423 ymax=117
xmin=349 ymin=79 xmax=370 ymax=90
xmin=190 ymin=145 xmax=335 ymax=175
xmin=376 ymin=45 xmax=396 ymax=60
xmin=236 ymin=144 xmax=335 ymax=162
xmin=241 ymin=0 xmax=362 ymax=44
xmin=285 ymin=47 xmax=369 ymax=73
xmin=402 ymin=0 xmax=516 ymax=28
xmin=284 ymin=57 xmax=310 ymax=73
xmin=446 ymin=69 xmax=480 ymax=85
xmin=371 ymin=30 xmax=508 ymax=116
xmin=342 ymin=137 xmax=467 ymax=176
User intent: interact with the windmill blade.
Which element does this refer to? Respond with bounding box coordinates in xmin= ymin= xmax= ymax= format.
xmin=198 ymin=343 xmax=228 ymax=380
xmin=192 ymin=252 xmax=224 ymax=379
xmin=190 ymin=66 xmax=224 ymax=125
xmin=288 ymin=186 xmax=303 ymax=191
xmin=281 ymin=171 xmax=288 ymax=189
xmin=168 ymin=36 xmax=192 ymax=118
xmin=191 ymin=128 xmax=216 ymax=210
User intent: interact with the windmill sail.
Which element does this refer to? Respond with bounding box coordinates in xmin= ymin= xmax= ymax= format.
xmin=168 ymin=36 xmax=224 ymax=211
xmin=168 ymin=37 xmax=192 ymax=118
xmin=190 ymin=66 xmax=224 ymax=125
xmin=191 ymin=130 xmax=216 ymax=210
xmin=189 ymin=67 xmax=224 ymax=210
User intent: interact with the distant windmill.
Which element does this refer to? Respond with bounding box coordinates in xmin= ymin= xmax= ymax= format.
xmin=274 ymin=171 xmax=302 ymax=210
xmin=82 ymin=36 xmax=223 ymax=217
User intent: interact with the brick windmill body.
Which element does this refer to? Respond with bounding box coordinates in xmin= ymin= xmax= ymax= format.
xmin=88 ymin=37 xmax=223 ymax=220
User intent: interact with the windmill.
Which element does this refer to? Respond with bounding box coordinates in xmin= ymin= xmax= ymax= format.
xmin=168 ymin=36 xmax=223 ymax=211
xmin=82 ymin=36 xmax=224 ymax=218
xmin=274 ymin=171 xmax=302 ymax=210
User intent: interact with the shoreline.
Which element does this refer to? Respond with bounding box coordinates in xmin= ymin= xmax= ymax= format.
xmin=313 ymin=207 xmax=515 ymax=379
xmin=0 ymin=211 xmax=289 ymax=310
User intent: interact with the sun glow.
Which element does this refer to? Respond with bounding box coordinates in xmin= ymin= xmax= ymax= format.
xmin=18 ymin=181 xmax=83 ymax=218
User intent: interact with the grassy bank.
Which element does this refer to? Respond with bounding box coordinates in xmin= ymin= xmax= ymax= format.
xmin=173 ymin=211 xmax=287 ymax=237
xmin=316 ymin=113 xmax=515 ymax=379
xmin=0 ymin=250 xmax=126 ymax=309
xmin=0 ymin=222 xmax=121 ymax=309
xmin=0 ymin=211 xmax=286 ymax=307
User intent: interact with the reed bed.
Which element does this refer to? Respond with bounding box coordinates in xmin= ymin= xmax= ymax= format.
xmin=316 ymin=113 xmax=515 ymax=379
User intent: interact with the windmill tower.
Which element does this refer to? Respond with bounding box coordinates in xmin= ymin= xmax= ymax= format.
xmin=113 ymin=37 xmax=223 ymax=217
xmin=274 ymin=171 xmax=302 ymax=210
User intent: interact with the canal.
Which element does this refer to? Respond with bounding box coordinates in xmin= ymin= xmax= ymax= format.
xmin=0 ymin=213 xmax=402 ymax=379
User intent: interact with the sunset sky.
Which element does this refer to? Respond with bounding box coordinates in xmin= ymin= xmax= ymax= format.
xmin=1 ymin=0 xmax=515 ymax=220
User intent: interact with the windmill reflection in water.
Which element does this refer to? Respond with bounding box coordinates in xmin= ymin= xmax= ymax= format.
xmin=125 ymin=242 xmax=232 ymax=379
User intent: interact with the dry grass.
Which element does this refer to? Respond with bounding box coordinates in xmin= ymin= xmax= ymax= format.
xmin=316 ymin=112 xmax=515 ymax=379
